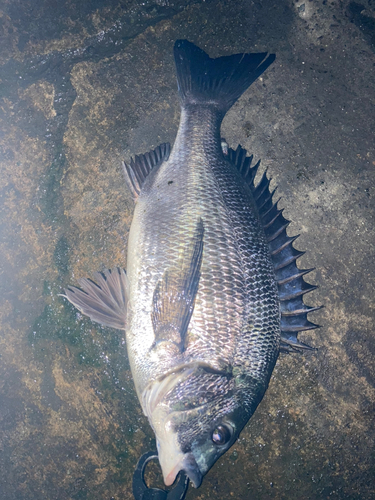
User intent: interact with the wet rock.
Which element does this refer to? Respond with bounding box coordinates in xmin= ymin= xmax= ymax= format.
xmin=0 ymin=0 xmax=374 ymax=499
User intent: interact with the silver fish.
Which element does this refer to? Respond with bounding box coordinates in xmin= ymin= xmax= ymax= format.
xmin=63 ymin=40 xmax=319 ymax=488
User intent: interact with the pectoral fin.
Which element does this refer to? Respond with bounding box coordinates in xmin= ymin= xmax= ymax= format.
xmin=62 ymin=268 xmax=128 ymax=330
xmin=151 ymin=219 xmax=204 ymax=352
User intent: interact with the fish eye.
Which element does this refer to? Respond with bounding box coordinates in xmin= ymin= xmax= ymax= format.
xmin=211 ymin=425 xmax=232 ymax=445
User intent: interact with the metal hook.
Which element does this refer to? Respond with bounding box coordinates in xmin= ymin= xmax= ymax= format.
xmin=132 ymin=450 xmax=189 ymax=500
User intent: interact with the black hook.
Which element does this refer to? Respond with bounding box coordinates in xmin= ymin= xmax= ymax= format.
xmin=132 ymin=450 xmax=189 ymax=500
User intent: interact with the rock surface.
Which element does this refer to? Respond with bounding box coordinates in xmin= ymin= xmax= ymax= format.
xmin=0 ymin=0 xmax=374 ymax=499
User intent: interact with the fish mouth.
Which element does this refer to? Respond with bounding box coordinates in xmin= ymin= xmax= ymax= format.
xmin=163 ymin=451 xmax=202 ymax=488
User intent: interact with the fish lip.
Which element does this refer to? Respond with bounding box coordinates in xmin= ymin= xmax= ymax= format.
xmin=182 ymin=453 xmax=203 ymax=488
xmin=163 ymin=452 xmax=202 ymax=489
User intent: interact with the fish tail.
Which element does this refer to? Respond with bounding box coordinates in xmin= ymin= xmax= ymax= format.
xmin=173 ymin=40 xmax=275 ymax=114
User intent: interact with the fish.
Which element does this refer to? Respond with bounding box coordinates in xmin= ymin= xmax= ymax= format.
xmin=63 ymin=40 xmax=319 ymax=488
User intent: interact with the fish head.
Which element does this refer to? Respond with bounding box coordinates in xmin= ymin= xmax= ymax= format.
xmin=143 ymin=363 xmax=256 ymax=488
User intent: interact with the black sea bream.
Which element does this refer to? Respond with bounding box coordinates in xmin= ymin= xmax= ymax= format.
xmin=63 ymin=40 xmax=319 ymax=488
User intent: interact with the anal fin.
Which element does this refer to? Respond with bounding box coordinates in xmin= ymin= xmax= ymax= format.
xmin=62 ymin=268 xmax=128 ymax=330
xmin=151 ymin=219 xmax=204 ymax=352
xmin=122 ymin=143 xmax=170 ymax=199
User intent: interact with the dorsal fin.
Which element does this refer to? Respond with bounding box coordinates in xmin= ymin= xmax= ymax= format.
xmin=122 ymin=142 xmax=171 ymax=199
xmin=228 ymin=145 xmax=321 ymax=353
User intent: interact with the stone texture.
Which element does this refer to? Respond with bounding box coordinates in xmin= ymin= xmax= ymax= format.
xmin=0 ymin=0 xmax=374 ymax=499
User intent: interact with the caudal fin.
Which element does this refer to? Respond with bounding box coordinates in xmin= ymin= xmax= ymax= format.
xmin=174 ymin=40 xmax=275 ymax=114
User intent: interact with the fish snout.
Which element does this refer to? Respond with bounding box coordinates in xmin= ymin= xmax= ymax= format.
xmin=161 ymin=449 xmax=202 ymax=488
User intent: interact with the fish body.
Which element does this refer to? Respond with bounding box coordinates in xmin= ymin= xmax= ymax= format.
xmin=127 ymin=104 xmax=280 ymax=396
xmin=127 ymin=110 xmax=280 ymax=486
xmin=64 ymin=40 xmax=318 ymax=488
